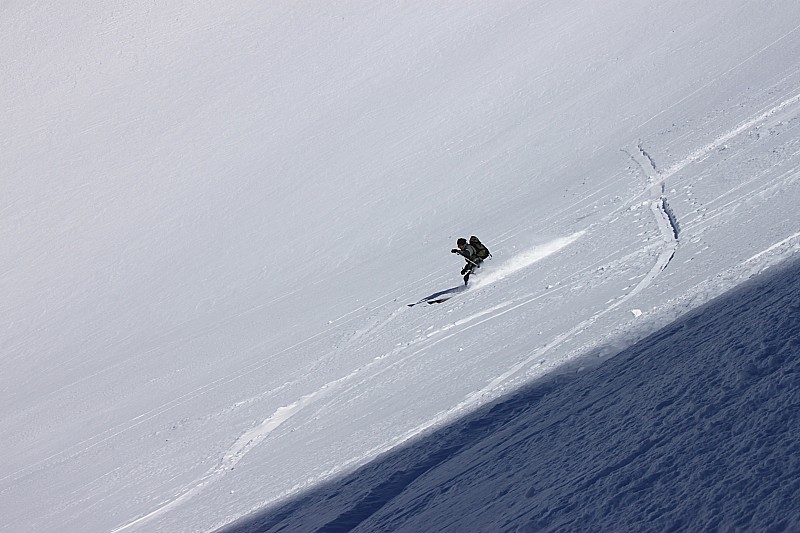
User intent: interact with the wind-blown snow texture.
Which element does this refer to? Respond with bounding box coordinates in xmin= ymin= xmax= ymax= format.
xmin=2 ymin=2 xmax=800 ymax=532
xmin=224 ymin=259 xmax=800 ymax=532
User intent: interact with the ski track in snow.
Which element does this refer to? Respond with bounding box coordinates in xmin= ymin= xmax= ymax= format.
xmin=110 ymin=233 xmax=587 ymax=531
xmin=746 ymin=230 xmax=800 ymax=263
xmin=226 ymin=231 xmax=800 ymax=533
xmin=7 ymin=5 xmax=800 ymax=530
xmin=621 ymin=88 xmax=800 ymax=307
xmin=106 ymin=86 xmax=800 ymax=529
xmin=2 ymin=270 xmax=447 ymax=491
xmin=113 ymin=142 xmax=799 ymax=530
xmin=661 ymin=90 xmax=800 ymax=181
xmin=206 ymin=226 xmax=688 ymax=516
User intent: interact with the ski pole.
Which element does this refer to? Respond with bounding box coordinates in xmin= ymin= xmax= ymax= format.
xmin=462 ymin=256 xmax=480 ymax=267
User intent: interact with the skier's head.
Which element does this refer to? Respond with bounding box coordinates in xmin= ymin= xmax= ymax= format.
xmin=456 ymin=238 xmax=467 ymax=249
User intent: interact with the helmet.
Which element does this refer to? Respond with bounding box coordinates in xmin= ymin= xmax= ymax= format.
xmin=456 ymin=238 xmax=467 ymax=246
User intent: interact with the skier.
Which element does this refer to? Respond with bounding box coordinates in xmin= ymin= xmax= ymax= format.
xmin=451 ymin=236 xmax=490 ymax=284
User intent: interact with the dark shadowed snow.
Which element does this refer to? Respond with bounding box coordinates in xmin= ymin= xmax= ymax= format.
xmin=223 ymin=259 xmax=800 ymax=532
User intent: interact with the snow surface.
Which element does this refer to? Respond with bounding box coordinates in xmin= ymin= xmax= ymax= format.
xmin=2 ymin=1 xmax=800 ymax=532
xmin=225 ymin=258 xmax=800 ymax=532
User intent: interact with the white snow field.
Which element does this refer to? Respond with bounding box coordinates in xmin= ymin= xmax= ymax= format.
xmin=2 ymin=2 xmax=799 ymax=532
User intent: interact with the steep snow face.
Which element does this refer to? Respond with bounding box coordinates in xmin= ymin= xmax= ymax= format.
xmin=2 ymin=1 xmax=800 ymax=532
xmin=224 ymin=259 xmax=800 ymax=533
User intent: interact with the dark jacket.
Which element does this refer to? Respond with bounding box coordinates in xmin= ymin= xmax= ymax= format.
xmin=457 ymin=244 xmax=478 ymax=263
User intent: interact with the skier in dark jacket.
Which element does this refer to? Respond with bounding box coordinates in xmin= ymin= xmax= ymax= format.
xmin=451 ymin=237 xmax=482 ymax=284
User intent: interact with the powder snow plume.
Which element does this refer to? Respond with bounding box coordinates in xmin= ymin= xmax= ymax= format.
xmin=473 ymin=231 xmax=585 ymax=288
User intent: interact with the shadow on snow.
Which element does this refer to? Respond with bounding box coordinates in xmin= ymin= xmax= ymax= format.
xmin=407 ymin=285 xmax=466 ymax=307
xmin=220 ymin=258 xmax=800 ymax=532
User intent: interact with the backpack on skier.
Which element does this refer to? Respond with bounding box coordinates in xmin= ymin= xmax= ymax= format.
xmin=469 ymin=236 xmax=491 ymax=261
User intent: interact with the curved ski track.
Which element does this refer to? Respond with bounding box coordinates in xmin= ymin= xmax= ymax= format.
xmin=111 ymin=89 xmax=800 ymax=531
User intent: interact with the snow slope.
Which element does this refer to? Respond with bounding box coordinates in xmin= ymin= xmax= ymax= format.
xmin=224 ymin=257 xmax=800 ymax=532
xmin=2 ymin=1 xmax=800 ymax=532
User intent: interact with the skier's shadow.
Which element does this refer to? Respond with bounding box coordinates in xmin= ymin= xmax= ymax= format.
xmin=425 ymin=286 xmax=464 ymax=300
xmin=408 ymin=285 xmax=466 ymax=306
